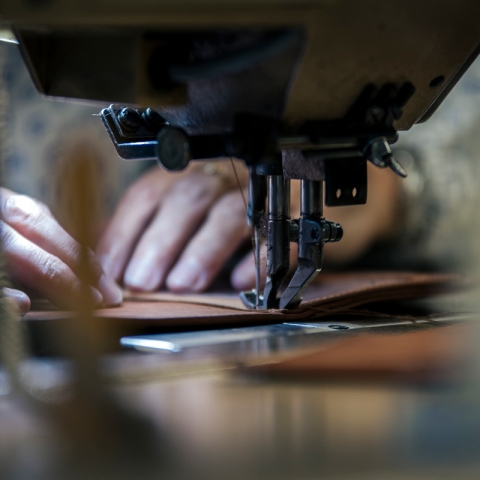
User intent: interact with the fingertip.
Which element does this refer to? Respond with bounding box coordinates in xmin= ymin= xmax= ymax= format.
xmin=97 ymin=274 xmax=123 ymax=307
xmin=3 ymin=288 xmax=31 ymax=316
xmin=90 ymin=287 xmax=104 ymax=308
xmin=231 ymin=259 xmax=255 ymax=291
xmin=166 ymin=258 xmax=209 ymax=293
xmin=124 ymin=259 xmax=164 ymax=292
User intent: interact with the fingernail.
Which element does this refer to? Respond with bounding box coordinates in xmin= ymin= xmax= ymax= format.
xmin=90 ymin=287 xmax=104 ymax=307
xmin=167 ymin=257 xmax=208 ymax=292
xmin=97 ymin=274 xmax=123 ymax=307
xmin=124 ymin=259 xmax=163 ymax=292
xmin=3 ymin=288 xmax=31 ymax=316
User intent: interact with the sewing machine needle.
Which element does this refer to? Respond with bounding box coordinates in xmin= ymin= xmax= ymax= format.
xmin=254 ymin=227 xmax=260 ymax=308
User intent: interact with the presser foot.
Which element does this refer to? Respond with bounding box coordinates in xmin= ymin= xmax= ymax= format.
xmin=279 ymin=259 xmax=319 ymax=310
xmin=240 ymin=290 xmax=265 ymax=309
xmin=241 ymin=262 xmax=320 ymax=310
xmin=241 ymin=267 xmax=288 ymax=310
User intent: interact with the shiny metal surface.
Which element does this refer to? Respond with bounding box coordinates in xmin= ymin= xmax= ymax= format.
xmin=268 ymin=175 xmax=290 ymax=220
xmin=1 ymin=314 xmax=479 ymax=480
xmin=119 ymin=313 xmax=469 ymax=355
xmin=300 ymin=179 xmax=323 ymax=218
xmin=262 ymin=175 xmax=291 ymax=308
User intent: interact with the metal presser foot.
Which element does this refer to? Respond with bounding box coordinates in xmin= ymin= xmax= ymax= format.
xmin=241 ymin=178 xmax=343 ymax=310
xmin=279 ymin=180 xmax=342 ymax=309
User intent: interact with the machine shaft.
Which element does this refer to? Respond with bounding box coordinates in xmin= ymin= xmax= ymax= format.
xmin=263 ymin=175 xmax=291 ymax=309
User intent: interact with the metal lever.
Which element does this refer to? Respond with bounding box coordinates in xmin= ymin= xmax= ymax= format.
xmin=364 ymin=136 xmax=407 ymax=178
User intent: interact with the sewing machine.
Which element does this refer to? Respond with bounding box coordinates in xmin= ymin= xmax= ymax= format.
xmin=3 ymin=0 xmax=480 ymax=309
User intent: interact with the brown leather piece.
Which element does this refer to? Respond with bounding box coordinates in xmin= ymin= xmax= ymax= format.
xmin=24 ymin=271 xmax=469 ymax=328
xmin=242 ymin=324 xmax=471 ymax=384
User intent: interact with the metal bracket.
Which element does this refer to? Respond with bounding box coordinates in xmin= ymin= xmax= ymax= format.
xmin=100 ymin=105 xmax=164 ymax=161
xmin=325 ymin=157 xmax=367 ymax=207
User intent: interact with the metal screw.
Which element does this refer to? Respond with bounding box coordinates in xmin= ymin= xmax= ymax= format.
xmin=142 ymin=108 xmax=164 ymax=130
xmin=365 ymin=106 xmax=385 ymax=125
xmin=118 ymin=108 xmax=142 ymax=132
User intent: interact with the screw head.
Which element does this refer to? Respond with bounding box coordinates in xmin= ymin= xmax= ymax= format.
xmin=142 ymin=108 xmax=164 ymax=130
xmin=365 ymin=106 xmax=385 ymax=125
xmin=118 ymin=107 xmax=142 ymax=132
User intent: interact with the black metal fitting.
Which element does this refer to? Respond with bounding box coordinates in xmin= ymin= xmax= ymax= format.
xmin=297 ymin=218 xmax=343 ymax=245
xmin=288 ymin=220 xmax=299 ymax=242
xmin=118 ymin=107 xmax=142 ymax=132
xmin=142 ymin=108 xmax=165 ymax=130
xmin=364 ymin=136 xmax=407 ymax=178
xmin=155 ymin=126 xmax=191 ymax=171
xmin=321 ymin=220 xmax=343 ymax=243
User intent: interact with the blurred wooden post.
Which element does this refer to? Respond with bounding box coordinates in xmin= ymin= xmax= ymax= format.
xmin=0 ymin=43 xmax=25 ymax=392
xmin=49 ymin=141 xmax=157 ymax=474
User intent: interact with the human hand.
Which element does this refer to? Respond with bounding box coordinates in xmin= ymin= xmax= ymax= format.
xmin=98 ymin=162 xmax=400 ymax=295
xmin=1 ymin=188 xmax=123 ymax=314
xmin=97 ymin=161 xmax=251 ymax=293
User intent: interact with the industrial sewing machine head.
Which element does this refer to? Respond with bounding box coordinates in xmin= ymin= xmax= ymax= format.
xmin=2 ymin=1 xmax=480 ymax=309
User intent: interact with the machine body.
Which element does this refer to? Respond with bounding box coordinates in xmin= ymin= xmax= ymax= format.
xmin=2 ymin=0 xmax=480 ymax=308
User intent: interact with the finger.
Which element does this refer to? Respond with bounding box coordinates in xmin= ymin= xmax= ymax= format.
xmin=0 ymin=190 xmax=101 ymax=278
xmin=124 ymin=173 xmax=227 ymax=291
xmin=231 ymin=250 xmax=265 ymax=291
xmin=0 ymin=188 xmax=53 ymax=217
xmin=231 ymin=241 xmax=298 ymax=291
xmin=2 ymin=287 xmax=31 ymax=316
xmin=1 ymin=222 xmax=103 ymax=309
xmin=166 ymin=189 xmax=250 ymax=293
xmin=95 ymin=170 xmax=171 ymax=282
xmin=0 ymin=191 xmax=121 ymax=306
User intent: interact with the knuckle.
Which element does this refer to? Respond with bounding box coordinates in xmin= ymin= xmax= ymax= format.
xmin=64 ymin=242 xmax=82 ymax=266
xmin=215 ymin=191 xmax=245 ymax=218
xmin=39 ymin=255 xmax=65 ymax=283
xmin=2 ymin=195 xmax=43 ymax=226
xmin=124 ymin=180 xmax=159 ymax=206
xmin=209 ymin=191 xmax=249 ymax=237
xmin=173 ymin=174 xmax=218 ymax=203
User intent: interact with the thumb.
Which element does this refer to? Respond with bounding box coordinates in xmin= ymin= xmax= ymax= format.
xmin=2 ymin=287 xmax=31 ymax=316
